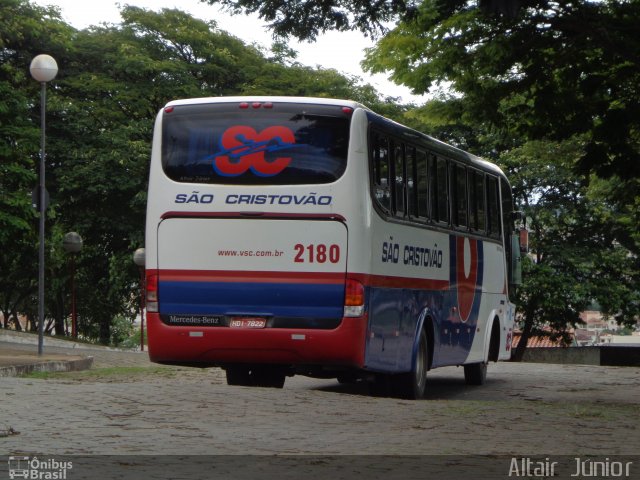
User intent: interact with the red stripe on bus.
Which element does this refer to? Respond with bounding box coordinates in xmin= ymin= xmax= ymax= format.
xmin=159 ymin=269 xmax=449 ymax=290
xmin=160 ymin=211 xmax=346 ymax=222
xmin=350 ymin=273 xmax=449 ymax=291
xmin=159 ymin=269 xmax=345 ymax=284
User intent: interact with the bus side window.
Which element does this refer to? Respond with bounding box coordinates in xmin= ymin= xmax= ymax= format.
xmin=487 ymin=175 xmax=501 ymax=238
xmin=470 ymin=170 xmax=486 ymax=233
xmin=406 ymin=146 xmax=418 ymax=218
xmin=392 ymin=142 xmax=405 ymax=217
xmin=416 ymin=150 xmax=428 ymax=220
xmin=451 ymin=162 xmax=468 ymax=229
xmin=430 ymin=155 xmax=449 ymax=224
xmin=372 ymin=133 xmax=391 ymax=212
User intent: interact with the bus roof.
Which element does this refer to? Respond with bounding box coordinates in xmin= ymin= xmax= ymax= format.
xmin=366 ymin=110 xmax=507 ymax=179
xmin=163 ymin=96 xmax=368 ymax=110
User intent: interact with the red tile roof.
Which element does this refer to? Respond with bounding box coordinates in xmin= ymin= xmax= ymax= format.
xmin=511 ymin=329 xmax=575 ymax=348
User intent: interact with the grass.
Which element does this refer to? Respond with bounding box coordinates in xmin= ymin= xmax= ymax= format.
xmin=22 ymin=365 xmax=187 ymax=381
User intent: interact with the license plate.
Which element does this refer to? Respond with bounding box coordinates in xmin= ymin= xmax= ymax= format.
xmin=229 ymin=317 xmax=267 ymax=329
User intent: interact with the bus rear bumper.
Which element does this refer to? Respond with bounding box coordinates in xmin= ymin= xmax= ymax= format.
xmin=146 ymin=313 xmax=367 ymax=369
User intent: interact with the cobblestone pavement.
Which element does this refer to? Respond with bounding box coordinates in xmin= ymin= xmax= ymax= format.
xmin=1 ymin=342 xmax=639 ymax=457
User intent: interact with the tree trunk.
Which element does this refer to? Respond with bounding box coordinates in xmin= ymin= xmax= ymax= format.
xmin=512 ymin=305 xmax=536 ymax=362
xmin=10 ymin=314 xmax=23 ymax=331
xmin=99 ymin=318 xmax=110 ymax=345
xmin=54 ymin=291 xmax=66 ymax=336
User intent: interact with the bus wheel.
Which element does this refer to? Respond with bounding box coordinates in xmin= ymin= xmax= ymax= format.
xmin=253 ymin=367 xmax=286 ymax=388
xmin=368 ymin=374 xmax=391 ymax=396
xmin=337 ymin=372 xmax=359 ymax=384
xmin=226 ymin=365 xmax=286 ymax=388
xmin=225 ymin=365 xmax=253 ymax=386
xmin=392 ymin=329 xmax=428 ymax=400
xmin=464 ymin=362 xmax=487 ymax=385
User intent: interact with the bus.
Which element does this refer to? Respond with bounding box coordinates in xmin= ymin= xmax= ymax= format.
xmin=144 ymin=96 xmax=522 ymax=399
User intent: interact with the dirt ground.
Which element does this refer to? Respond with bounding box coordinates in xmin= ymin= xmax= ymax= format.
xmin=2 ymin=338 xmax=640 ymax=479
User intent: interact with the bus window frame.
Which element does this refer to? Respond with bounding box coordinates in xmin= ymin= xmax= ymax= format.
xmin=430 ymin=155 xmax=450 ymax=227
xmin=450 ymin=161 xmax=469 ymax=231
xmin=391 ymin=140 xmax=406 ymax=218
xmin=367 ymin=121 xmax=509 ymax=246
xmin=415 ymin=148 xmax=429 ymax=221
xmin=405 ymin=145 xmax=418 ymax=219
xmin=371 ymin=132 xmax=391 ymax=214
xmin=469 ymin=168 xmax=487 ymax=235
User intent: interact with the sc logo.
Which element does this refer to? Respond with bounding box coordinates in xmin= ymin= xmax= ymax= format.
xmin=213 ymin=125 xmax=298 ymax=177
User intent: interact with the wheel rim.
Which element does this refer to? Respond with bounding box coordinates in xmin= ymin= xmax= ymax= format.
xmin=415 ymin=334 xmax=427 ymax=392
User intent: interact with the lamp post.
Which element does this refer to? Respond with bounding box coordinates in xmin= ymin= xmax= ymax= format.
xmin=133 ymin=248 xmax=146 ymax=351
xmin=62 ymin=232 xmax=83 ymax=338
xmin=30 ymin=54 xmax=58 ymax=355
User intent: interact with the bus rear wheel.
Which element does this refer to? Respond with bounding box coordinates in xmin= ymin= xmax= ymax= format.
xmin=225 ymin=365 xmax=286 ymax=388
xmin=392 ymin=329 xmax=428 ymax=400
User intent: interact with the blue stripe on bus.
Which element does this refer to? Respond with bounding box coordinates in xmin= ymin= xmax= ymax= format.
xmin=158 ymin=280 xmax=345 ymax=318
xmin=364 ymin=236 xmax=485 ymax=373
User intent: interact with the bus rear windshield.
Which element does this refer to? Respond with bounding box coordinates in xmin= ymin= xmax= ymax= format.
xmin=161 ymin=102 xmax=351 ymax=185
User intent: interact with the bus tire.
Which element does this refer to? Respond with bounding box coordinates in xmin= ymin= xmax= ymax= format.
xmin=464 ymin=362 xmax=487 ymax=385
xmin=368 ymin=373 xmax=391 ymax=396
xmin=337 ymin=372 xmax=359 ymax=384
xmin=226 ymin=365 xmax=286 ymax=388
xmin=225 ymin=365 xmax=253 ymax=386
xmin=392 ymin=328 xmax=428 ymax=400
xmin=253 ymin=367 xmax=286 ymax=388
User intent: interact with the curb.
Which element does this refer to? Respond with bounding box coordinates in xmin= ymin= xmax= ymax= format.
xmin=0 ymin=356 xmax=94 ymax=377
xmin=0 ymin=329 xmax=139 ymax=352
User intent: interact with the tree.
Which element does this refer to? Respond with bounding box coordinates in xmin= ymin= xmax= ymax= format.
xmin=502 ymin=138 xmax=639 ymax=359
xmin=202 ymin=1 xmax=639 ymax=250
xmin=45 ymin=6 xmax=275 ymax=343
xmin=362 ymin=1 xmax=640 ymax=250
xmin=0 ymin=0 xmax=74 ymax=333
xmin=2 ymin=1 xmax=402 ymax=344
xmin=364 ymin=1 xmax=640 ymax=175
xmin=362 ymin=0 xmax=640 ymax=353
xmin=188 ymin=1 xmax=640 ymax=360
xmin=201 ymin=0 xmax=417 ymax=40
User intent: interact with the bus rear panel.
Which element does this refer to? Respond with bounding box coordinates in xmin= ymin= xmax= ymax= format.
xmin=146 ymin=98 xmax=368 ymax=372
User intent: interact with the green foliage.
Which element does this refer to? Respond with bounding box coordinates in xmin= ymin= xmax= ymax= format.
xmin=117 ymin=325 xmax=145 ymax=350
xmin=360 ymin=0 xmax=640 ymax=353
xmin=0 ymin=0 xmax=398 ymax=344
xmin=201 ymin=0 xmax=416 ymax=40
xmin=0 ymin=0 xmax=73 ymax=330
xmin=109 ymin=315 xmax=135 ymax=347
xmin=364 ymin=0 xmax=640 ymax=183
xmin=501 ymin=138 xmax=640 ymax=358
xmin=4 ymin=0 xmax=636 ymax=359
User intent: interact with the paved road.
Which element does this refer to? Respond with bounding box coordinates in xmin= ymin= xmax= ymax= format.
xmin=2 ymin=343 xmax=639 ymax=458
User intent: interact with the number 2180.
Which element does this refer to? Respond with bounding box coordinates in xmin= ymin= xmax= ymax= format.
xmin=294 ymin=244 xmax=340 ymax=264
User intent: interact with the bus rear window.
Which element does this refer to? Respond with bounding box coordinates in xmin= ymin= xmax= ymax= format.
xmin=161 ymin=102 xmax=351 ymax=185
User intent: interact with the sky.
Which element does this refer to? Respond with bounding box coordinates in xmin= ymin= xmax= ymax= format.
xmin=32 ymin=0 xmax=425 ymax=104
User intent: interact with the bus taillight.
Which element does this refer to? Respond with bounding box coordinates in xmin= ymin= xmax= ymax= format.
xmin=344 ymin=279 xmax=365 ymax=317
xmin=146 ymin=271 xmax=158 ymax=313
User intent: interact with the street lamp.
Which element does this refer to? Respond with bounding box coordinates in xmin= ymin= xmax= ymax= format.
xmin=62 ymin=232 xmax=83 ymax=338
xmin=30 ymin=54 xmax=58 ymax=355
xmin=133 ymin=248 xmax=146 ymax=351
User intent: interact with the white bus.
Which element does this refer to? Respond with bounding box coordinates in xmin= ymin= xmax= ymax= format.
xmin=144 ymin=96 xmax=522 ymax=399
